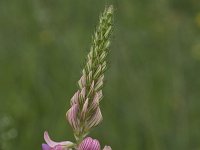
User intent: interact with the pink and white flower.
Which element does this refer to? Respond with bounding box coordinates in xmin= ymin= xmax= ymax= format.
xmin=42 ymin=131 xmax=73 ymax=150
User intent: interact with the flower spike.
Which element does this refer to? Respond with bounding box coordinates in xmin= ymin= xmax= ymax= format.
xmin=42 ymin=5 xmax=114 ymax=150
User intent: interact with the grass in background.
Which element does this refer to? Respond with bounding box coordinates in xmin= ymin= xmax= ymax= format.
xmin=0 ymin=0 xmax=200 ymax=149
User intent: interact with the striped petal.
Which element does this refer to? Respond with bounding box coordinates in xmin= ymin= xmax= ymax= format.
xmin=78 ymin=137 xmax=100 ymax=150
xmin=91 ymin=139 xmax=101 ymax=150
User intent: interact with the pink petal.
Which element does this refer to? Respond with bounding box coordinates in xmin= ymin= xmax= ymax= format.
xmin=70 ymin=91 xmax=80 ymax=105
xmin=79 ymin=137 xmax=93 ymax=150
xmin=66 ymin=104 xmax=79 ymax=130
xmin=91 ymin=139 xmax=101 ymax=150
xmin=54 ymin=145 xmax=63 ymax=150
xmin=44 ymin=131 xmax=73 ymax=148
xmin=42 ymin=144 xmax=51 ymax=150
xmin=78 ymin=137 xmax=101 ymax=150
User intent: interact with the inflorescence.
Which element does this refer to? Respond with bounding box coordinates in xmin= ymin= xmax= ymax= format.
xmin=42 ymin=5 xmax=114 ymax=150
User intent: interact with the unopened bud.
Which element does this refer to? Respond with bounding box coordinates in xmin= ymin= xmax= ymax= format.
xmin=66 ymin=104 xmax=80 ymax=130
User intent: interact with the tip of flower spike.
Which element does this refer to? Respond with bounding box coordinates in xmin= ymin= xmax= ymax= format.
xmin=107 ymin=5 xmax=114 ymax=14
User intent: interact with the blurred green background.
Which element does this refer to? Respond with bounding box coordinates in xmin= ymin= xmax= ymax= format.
xmin=0 ymin=0 xmax=200 ymax=149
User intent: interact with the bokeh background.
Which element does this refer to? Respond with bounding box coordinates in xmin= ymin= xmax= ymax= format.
xmin=0 ymin=0 xmax=200 ymax=149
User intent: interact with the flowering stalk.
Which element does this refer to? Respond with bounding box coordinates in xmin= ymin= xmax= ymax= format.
xmin=67 ymin=5 xmax=113 ymax=143
xmin=42 ymin=5 xmax=114 ymax=150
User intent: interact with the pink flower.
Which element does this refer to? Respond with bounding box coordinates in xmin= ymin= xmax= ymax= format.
xmin=78 ymin=137 xmax=100 ymax=150
xmin=78 ymin=137 xmax=112 ymax=150
xmin=42 ymin=131 xmax=73 ymax=150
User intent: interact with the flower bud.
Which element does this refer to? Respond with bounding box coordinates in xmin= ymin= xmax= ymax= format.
xmin=66 ymin=104 xmax=79 ymax=130
xmin=87 ymin=107 xmax=103 ymax=129
xmin=81 ymin=98 xmax=89 ymax=119
xmin=103 ymin=146 xmax=112 ymax=150
xmin=78 ymin=74 xmax=87 ymax=89
xmin=70 ymin=91 xmax=80 ymax=106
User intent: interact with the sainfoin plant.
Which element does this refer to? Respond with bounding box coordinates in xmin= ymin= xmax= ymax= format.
xmin=42 ymin=5 xmax=114 ymax=150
